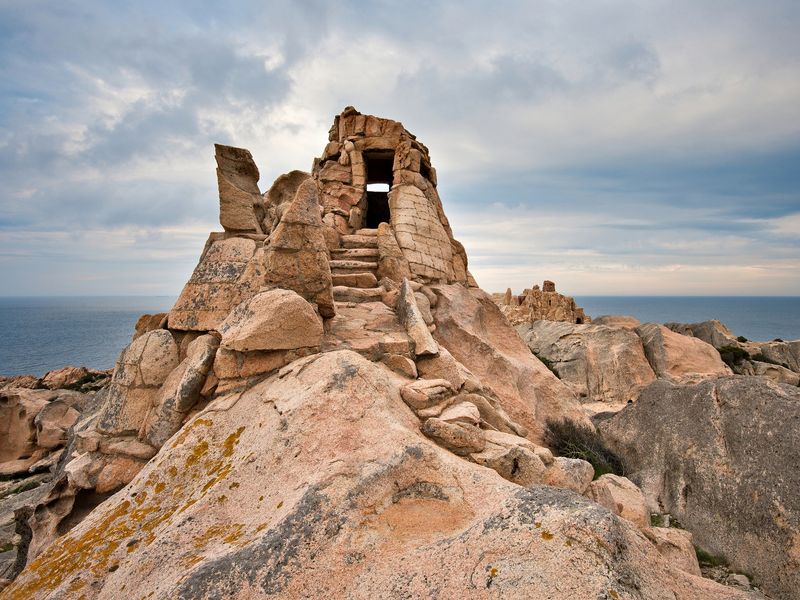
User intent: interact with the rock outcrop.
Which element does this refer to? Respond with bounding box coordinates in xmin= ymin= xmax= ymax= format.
xmin=5 ymin=352 xmax=753 ymax=600
xmin=635 ymin=323 xmax=732 ymax=383
xmin=214 ymin=144 xmax=264 ymax=233
xmin=430 ymin=284 xmax=590 ymax=442
xmin=666 ymin=319 xmax=800 ymax=383
xmin=517 ymin=320 xmax=656 ymax=404
xmin=494 ymin=280 xmax=590 ymax=325
xmin=600 ymin=377 xmax=800 ymax=600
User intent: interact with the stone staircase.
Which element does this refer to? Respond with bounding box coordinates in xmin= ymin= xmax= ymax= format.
xmin=331 ymin=228 xmax=383 ymax=303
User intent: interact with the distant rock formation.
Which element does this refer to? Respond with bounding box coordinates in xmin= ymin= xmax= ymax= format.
xmin=493 ymin=280 xmax=590 ymax=325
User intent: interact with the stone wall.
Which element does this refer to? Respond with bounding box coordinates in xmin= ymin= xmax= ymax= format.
xmin=313 ymin=106 xmax=467 ymax=285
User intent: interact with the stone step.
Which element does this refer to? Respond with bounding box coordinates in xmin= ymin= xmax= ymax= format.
xmin=330 ymin=247 xmax=379 ymax=260
xmin=355 ymin=228 xmax=379 ymax=236
xmin=341 ymin=234 xmax=378 ymax=249
xmin=332 ymin=272 xmax=379 ymax=288
xmin=333 ymin=286 xmax=384 ymax=303
xmin=330 ymin=259 xmax=378 ymax=272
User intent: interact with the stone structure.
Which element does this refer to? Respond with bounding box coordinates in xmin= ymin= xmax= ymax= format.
xmin=494 ymin=280 xmax=590 ymax=325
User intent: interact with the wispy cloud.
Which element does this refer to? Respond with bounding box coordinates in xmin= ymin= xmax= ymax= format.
xmin=0 ymin=0 xmax=798 ymax=295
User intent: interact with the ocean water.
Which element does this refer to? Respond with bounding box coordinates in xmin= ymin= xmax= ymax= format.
xmin=576 ymin=296 xmax=800 ymax=343
xmin=0 ymin=296 xmax=174 ymax=377
xmin=0 ymin=295 xmax=798 ymax=377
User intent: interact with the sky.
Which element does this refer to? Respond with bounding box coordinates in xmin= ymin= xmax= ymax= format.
xmin=1 ymin=1 xmax=799 ymax=296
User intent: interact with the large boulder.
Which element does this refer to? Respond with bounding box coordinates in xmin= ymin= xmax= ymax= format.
xmin=518 ymin=320 xmax=656 ymax=404
xmin=599 ymin=376 xmax=800 ymax=600
xmin=396 ymin=279 xmax=438 ymax=356
xmin=665 ymin=320 xmax=739 ymax=349
xmin=635 ymin=323 xmax=731 ymax=383
xmin=6 ymin=351 xmax=754 ymax=599
xmin=96 ymin=329 xmax=179 ymax=436
xmin=430 ymin=284 xmax=589 ymax=442
xmin=219 ymin=289 xmax=323 ymax=352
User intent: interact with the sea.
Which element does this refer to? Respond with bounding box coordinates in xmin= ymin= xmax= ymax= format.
xmin=0 ymin=295 xmax=798 ymax=377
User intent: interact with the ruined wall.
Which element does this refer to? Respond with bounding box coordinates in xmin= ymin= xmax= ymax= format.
xmin=313 ymin=106 xmax=466 ymax=285
xmin=494 ymin=281 xmax=590 ymax=325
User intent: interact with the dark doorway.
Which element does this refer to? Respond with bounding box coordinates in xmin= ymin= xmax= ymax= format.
xmin=364 ymin=151 xmax=394 ymax=228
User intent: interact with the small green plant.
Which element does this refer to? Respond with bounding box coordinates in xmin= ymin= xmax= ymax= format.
xmin=650 ymin=513 xmax=664 ymax=527
xmin=544 ymin=418 xmax=624 ymax=479
xmin=0 ymin=542 xmax=14 ymax=553
xmin=717 ymin=345 xmax=749 ymax=368
xmin=533 ymin=353 xmax=560 ymax=378
xmin=752 ymin=353 xmax=790 ymax=369
xmin=774 ymin=338 xmax=784 ymax=343
xmin=736 ymin=335 xmax=748 ymax=343
xmin=694 ymin=545 xmax=727 ymax=567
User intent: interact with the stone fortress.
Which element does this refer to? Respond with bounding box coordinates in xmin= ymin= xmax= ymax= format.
xmin=493 ymin=280 xmax=590 ymax=326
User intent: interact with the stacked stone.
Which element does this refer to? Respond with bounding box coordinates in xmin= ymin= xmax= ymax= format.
xmin=313 ymin=106 xmax=469 ymax=285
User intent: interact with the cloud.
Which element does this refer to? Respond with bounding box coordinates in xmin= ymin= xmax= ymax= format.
xmin=0 ymin=0 xmax=798 ymax=295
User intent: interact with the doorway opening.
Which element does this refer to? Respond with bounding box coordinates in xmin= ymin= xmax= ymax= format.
xmin=364 ymin=151 xmax=394 ymax=228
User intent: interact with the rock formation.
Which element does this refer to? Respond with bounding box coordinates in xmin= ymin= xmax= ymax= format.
xmin=0 ymin=109 xmax=774 ymax=598
xmin=666 ymin=319 xmax=800 ymax=384
xmin=493 ymin=280 xmax=590 ymax=325
xmin=516 ymin=319 xmax=730 ymax=405
xmin=518 ymin=320 xmax=656 ymax=404
xmin=600 ymin=377 xmax=800 ymax=600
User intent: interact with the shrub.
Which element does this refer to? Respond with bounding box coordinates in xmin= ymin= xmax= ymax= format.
xmin=752 ymin=353 xmax=790 ymax=369
xmin=717 ymin=345 xmax=749 ymax=368
xmin=533 ymin=352 xmax=560 ymax=379
xmin=774 ymin=338 xmax=784 ymax=342
xmin=544 ymin=418 xmax=624 ymax=479
xmin=736 ymin=335 xmax=748 ymax=343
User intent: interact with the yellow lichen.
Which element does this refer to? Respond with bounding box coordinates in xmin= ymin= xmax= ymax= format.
xmin=154 ymin=482 xmax=166 ymax=494
xmin=185 ymin=440 xmax=209 ymax=467
xmin=541 ymin=531 xmax=554 ymax=540
xmin=172 ymin=418 xmax=213 ymax=449
xmin=222 ymin=426 xmax=246 ymax=457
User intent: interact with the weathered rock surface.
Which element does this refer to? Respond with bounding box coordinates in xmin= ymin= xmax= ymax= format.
xmin=263 ymin=169 xmax=310 ymax=233
xmin=6 ymin=351 xmax=753 ymax=599
xmin=214 ymin=144 xmax=263 ymax=233
xmin=518 ymin=320 xmax=656 ymax=404
xmin=585 ymin=474 xmax=650 ymax=528
xmin=643 ymin=527 xmax=702 ymax=577
xmin=665 ymin=320 xmax=740 ymax=350
xmin=396 ymin=278 xmax=438 ymax=356
xmin=494 ymin=280 xmax=590 ymax=325
xmin=264 ymin=179 xmax=335 ymax=318
xmin=635 ymin=323 xmax=731 ymax=383
xmin=141 ymin=334 xmax=220 ymax=448
xmin=96 ymin=329 xmax=179 ymax=436
xmin=219 ymin=289 xmax=323 ymax=352
xmin=375 ymin=222 xmax=411 ymax=282
xmin=168 ymin=235 xmax=266 ymax=331
xmin=430 ymin=283 xmax=589 ymax=442
xmin=600 ymin=376 xmax=800 ymax=599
